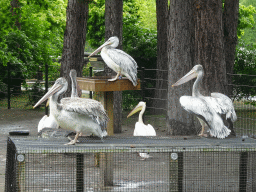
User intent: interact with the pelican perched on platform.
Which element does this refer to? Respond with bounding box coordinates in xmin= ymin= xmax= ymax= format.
xmin=37 ymin=69 xmax=79 ymax=132
xmin=172 ymin=64 xmax=237 ymax=139
xmin=88 ymin=36 xmax=138 ymax=86
xmin=127 ymin=101 xmax=156 ymax=160
xmin=34 ymin=77 xmax=109 ymax=145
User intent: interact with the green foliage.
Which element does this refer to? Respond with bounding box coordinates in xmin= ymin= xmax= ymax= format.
xmin=0 ymin=0 xmax=67 ymax=84
xmin=135 ymin=0 xmax=156 ymax=30
xmin=26 ymin=80 xmax=45 ymax=108
xmin=233 ymin=42 xmax=256 ymax=100
xmin=87 ymin=0 xmax=105 ymax=48
xmin=238 ymin=4 xmax=256 ymax=38
xmin=82 ymin=62 xmax=94 ymax=77
xmin=122 ymin=90 xmax=141 ymax=110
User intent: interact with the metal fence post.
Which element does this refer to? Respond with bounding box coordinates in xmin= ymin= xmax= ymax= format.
xmin=89 ymin=66 xmax=92 ymax=99
xmin=239 ymin=152 xmax=248 ymax=192
xmin=7 ymin=62 xmax=11 ymax=109
xmin=141 ymin=67 xmax=145 ymax=102
xmin=45 ymin=63 xmax=48 ymax=115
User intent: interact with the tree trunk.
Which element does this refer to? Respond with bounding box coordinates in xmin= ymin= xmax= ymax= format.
xmin=194 ymin=0 xmax=227 ymax=96
xmin=60 ymin=0 xmax=89 ymax=97
xmin=10 ymin=0 xmax=21 ymax=30
xmin=104 ymin=0 xmax=123 ymax=133
xmin=223 ymin=0 xmax=239 ymax=136
xmin=223 ymin=0 xmax=239 ymax=98
xmin=167 ymin=0 xmax=195 ymax=135
xmin=153 ymin=0 xmax=168 ymax=115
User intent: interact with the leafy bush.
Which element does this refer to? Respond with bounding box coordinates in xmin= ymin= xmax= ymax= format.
xmin=238 ymin=4 xmax=256 ymax=39
xmin=233 ymin=42 xmax=256 ymax=101
xmin=27 ymin=80 xmax=45 ymax=108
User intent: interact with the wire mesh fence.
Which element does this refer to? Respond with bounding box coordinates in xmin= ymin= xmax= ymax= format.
xmin=5 ymin=136 xmax=256 ymax=192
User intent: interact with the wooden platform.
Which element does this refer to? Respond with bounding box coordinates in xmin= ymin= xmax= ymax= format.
xmin=77 ymin=77 xmax=141 ymax=136
xmin=77 ymin=76 xmax=140 ymax=92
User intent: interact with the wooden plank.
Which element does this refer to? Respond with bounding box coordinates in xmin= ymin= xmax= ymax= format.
xmin=77 ymin=77 xmax=140 ymax=92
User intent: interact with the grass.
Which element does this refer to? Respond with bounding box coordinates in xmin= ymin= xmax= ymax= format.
xmin=0 ymin=93 xmax=34 ymax=110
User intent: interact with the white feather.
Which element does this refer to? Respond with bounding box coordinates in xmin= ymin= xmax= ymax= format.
xmin=38 ymin=115 xmax=59 ymax=132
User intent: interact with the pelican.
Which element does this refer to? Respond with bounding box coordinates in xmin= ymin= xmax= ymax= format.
xmin=88 ymin=36 xmax=138 ymax=86
xmin=34 ymin=77 xmax=109 ymax=145
xmin=172 ymin=64 xmax=237 ymax=139
xmin=38 ymin=113 xmax=59 ymax=132
xmin=37 ymin=69 xmax=79 ymax=132
xmin=127 ymin=101 xmax=156 ymax=160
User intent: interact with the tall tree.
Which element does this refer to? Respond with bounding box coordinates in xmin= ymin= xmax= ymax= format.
xmin=223 ymin=0 xmax=239 ymax=97
xmin=61 ymin=0 xmax=89 ymax=97
xmin=167 ymin=0 xmax=195 ymax=135
xmin=10 ymin=0 xmax=21 ymax=30
xmin=194 ymin=0 xmax=226 ymax=96
xmin=104 ymin=0 xmax=123 ymax=133
xmin=153 ymin=0 xmax=168 ymax=115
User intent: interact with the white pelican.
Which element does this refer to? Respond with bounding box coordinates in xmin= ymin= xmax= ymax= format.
xmin=38 ymin=114 xmax=59 ymax=132
xmin=34 ymin=77 xmax=109 ymax=145
xmin=127 ymin=101 xmax=156 ymax=160
xmin=88 ymin=36 xmax=138 ymax=86
xmin=172 ymin=64 xmax=237 ymax=139
xmin=37 ymin=69 xmax=79 ymax=132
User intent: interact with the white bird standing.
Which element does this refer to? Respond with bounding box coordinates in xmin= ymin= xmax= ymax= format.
xmin=88 ymin=36 xmax=138 ymax=86
xmin=127 ymin=101 xmax=156 ymax=160
xmin=34 ymin=77 xmax=109 ymax=145
xmin=37 ymin=69 xmax=79 ymax=132
xmin=172 ymin=64 xmax=237 ymax=139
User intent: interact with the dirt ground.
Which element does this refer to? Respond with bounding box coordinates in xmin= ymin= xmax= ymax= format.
xmin=0 ymin=107 xmax=169 ymax=191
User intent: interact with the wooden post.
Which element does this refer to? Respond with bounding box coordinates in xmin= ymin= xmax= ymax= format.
xmin=100 ymin=153 xmax=114 ymax=187
xmin=105 ymin=91 xmax=114 ymax=136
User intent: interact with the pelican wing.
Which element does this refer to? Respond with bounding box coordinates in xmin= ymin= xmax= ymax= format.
xmin=210 ymin=93 xmax=237 ymax=122
xmin=107 ymin=49 xmax=138 ymax=86
xmin=61 ymin=98 xmax=109 ymax=129
xmin=180 ymin=96 xmax=231 ymax=138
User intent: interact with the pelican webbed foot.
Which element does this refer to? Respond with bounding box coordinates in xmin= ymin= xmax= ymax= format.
xmin=198 ymin=133 xmax=208 ymax=137
xmin=108 ymin=72 xmax=121 ymax=82
xmin=64 ymin=132 xmax=80 ymax=145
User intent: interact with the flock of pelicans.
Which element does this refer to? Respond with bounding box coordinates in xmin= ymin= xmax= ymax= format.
xmin=34 ymin=36 xmax=237 ymax=159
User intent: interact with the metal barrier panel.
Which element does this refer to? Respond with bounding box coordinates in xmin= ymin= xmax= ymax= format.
xmin=5 ymin=136 xmax=256 ymax=192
